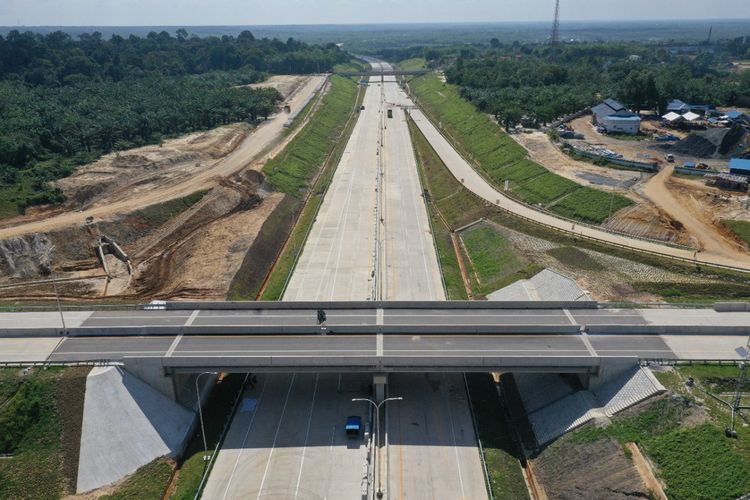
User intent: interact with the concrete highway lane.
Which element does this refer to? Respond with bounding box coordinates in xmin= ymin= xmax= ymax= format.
xmin=48 ymin=336 xmax=175 ymax=361
xmin=381 ymin=75 xmax=445 ymax=300
xmin=282 ymin=74 xmax=382 ymax=301
xmin=387 ymin=373 xmax=488 ymax=500
xmin=201 ymin=373 xmax=371 ymax=500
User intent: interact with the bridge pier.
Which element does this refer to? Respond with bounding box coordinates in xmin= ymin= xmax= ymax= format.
xmin=577 ymin=357 xmax=639 ymax=390
xmin=373 ymin=373 xmax=387 ymax=402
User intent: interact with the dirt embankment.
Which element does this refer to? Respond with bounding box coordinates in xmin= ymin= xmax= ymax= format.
xmin=0 ymin=75 xmax=325 ymax=301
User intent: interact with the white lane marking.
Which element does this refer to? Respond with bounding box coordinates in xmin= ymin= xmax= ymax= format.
xmin=165 ymin=335 xmax=182 ymax=357
xmin=294 ymin=374 xmax=320 ymax=498
xmin=444 ymin=375 xmax=466 ymax=498
xmin=329 ymin=425 xmax=336 ymax=452
xmin=185 ymin=310 xmax=200 ymax=326
xmin=256 ymin=373 xmax=297 ymax=500
xmin=563 ymin=309 xmax=577 ymax=325
xmin=377 ymin=333 xmax=384 ymax=357
xmin=221 ymin=377 xmax=269 ymax=500
xmin=580 ymin=332 xmax=598 ymax=357
xmin=377 ymin=308 xmax=384 ymax=326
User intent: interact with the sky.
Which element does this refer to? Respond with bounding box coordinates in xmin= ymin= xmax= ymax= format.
xmin=1 ymin=0 xmax=750 ymax=26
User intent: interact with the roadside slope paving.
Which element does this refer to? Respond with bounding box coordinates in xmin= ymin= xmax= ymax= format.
xmin=76 ymin=366 xmax=193 ymax=493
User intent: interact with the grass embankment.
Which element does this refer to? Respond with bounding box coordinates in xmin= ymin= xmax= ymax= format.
xmin=407 ymin=112 xmax=750 ymax=302
xmin=333 ymin=58 xmax=368 ymax=73
xmin=102 ymin=459 xmax=174 ymax=500
xmin=460 ymin=225 xmax=543 ymax=295
xmin=228 ymin=75 xmax=360 ymax=300
xmin=397 ymin=57 xmax=427 ymax=71
xmin=567 ymin=365 xmax=750 ymax=500
xmin=410 ymin=73 xmax=633 ymax=224
xmin=0 ymin=367 xmax=89 ymax=499
xmin=722 ymin=219 xmax=750 ymax=247
xmin=170 ymin=373 xmax=247 ymax=499
xmin=465 ymin=374 xmax=530 ymax=499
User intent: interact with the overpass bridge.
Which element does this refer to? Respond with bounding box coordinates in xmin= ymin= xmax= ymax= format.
xmin=2 ymin=301 xmax=749 ymax=368
xmin=334 ymin=69 xmax=429 ymax=77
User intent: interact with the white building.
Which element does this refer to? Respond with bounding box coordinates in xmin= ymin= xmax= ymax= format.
xmin=591 ymin=98 xmax=641 ymax=135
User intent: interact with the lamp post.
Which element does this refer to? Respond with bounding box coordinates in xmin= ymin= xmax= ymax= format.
xmin=352 ymin=396 xmax=403 ymax=499
xmin=195 ymin=371 xmax=217 ymax=461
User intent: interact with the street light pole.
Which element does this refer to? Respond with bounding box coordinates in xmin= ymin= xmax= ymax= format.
xmin=353 ymin=396 xmax=403 ymax=499
xmin=195 ymin=371 xmax=218 ymax=461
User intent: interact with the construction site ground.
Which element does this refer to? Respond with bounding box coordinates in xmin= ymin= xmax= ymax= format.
xmin=0 ymin=75 xmax=327 ymax=301
xmin=510 ymin=116 xmax=750 ymax=254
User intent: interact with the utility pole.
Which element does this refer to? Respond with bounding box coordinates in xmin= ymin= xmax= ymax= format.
xmin=353 ymin=397 xmax=403 ymax=499
xmin=551 ymin=0 xmax=561 ymax=44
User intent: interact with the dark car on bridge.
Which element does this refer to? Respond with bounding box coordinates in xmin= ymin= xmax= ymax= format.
xmin=345 ymin=415 xmax=362 ymax=438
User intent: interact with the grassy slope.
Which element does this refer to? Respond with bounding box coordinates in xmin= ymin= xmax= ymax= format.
xmin=569 ymin=366 xmax=750 ymax=500
xmin=101 ymin=459 xmax=174 ymax=500
xmin=170 ymin=373 xmax=247 ymax=499
xmin=466 ymin=374 xmax=530 ymax=499
xmin=0 ymin=367 xmax=89 ymax=499
xmin=410 ymin=73 xmax=633 ymax=223
xmin=398 ymin=57 xmax=427 ymax=71
xmin=255 ymin=75 xmax=361 ymax=300
xmin=722 ymin=219 xmax=750 ymax=246
xmin=461 ymin=224 xmax=543 ymax=295
xmin=333 ymin=59 xmax=368 ymax=73
xmin=263 ymin=75 xmax=358 ymax=196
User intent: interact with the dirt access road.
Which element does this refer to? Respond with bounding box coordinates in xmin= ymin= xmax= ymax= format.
xmin=641 ymin=164 xmax=748 ymax=258
xmin=0 ymin=75 xmax=326 ymax=240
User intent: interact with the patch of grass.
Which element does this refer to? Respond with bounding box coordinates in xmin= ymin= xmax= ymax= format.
xmin=722 ymin=219 xmax=750 ymax=247
xmin=0 ymin=368 xmax=22 ymax=402
xmin=257 ymin=77 xmax=363 ymax=300
xmin=633 ymin=281 xmax=750 ymax=302
xmin=570 ymin=397 xmax=693 ymax=445
xmin=263 ymin=75 xmax=359 ymax=196
xmin=465 ymin=374 xmax=529 ymax=500
xmin=0 ymin=367 xmax=76 ymax=499
xmin=571 ymin=367 xmax=750 ymax=500
xmin=548 ymin=187 xmax=633 ymax=223
xmin=408 ymin=115 xmax=467 ymax=299
xmin=398 ymin=57 xmax=427 ymax=71
xmin=410 ymin=73 xmax=633 ymax=223
xmin=171 ymin=373 xmax=247 ymax=500
xmin=461 ymin=224 xmax=543 ymax=295
xmin=546 ymin=246 xmax=604 ymax=271
xmin=102 ymin=458 xmax=174 ymax=500
xmin=333 ymin=59 xmax=368 ymax=73
xmin=646 ymin=423 xmax=750 ymax=500
xmin=130 ymin=190 xmax=208 ymax=226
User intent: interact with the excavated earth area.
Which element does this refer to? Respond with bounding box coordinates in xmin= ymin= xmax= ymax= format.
xmin=515 ymin=117 xmax=750 ymax=253
xmin=0 ymin=75 xmax=319 ymax=302
xmin=0 ymin=170 xmax=281 ymax=301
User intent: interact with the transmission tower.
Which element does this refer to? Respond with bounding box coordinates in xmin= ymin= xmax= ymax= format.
xmin=551 ymin=0 xmax=561 ymax=44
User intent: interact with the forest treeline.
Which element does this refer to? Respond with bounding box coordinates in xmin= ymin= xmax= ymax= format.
xmin=0 ymin=30 xmax=347 ymax=214
xmin=439 ymin=41 xmax=750 ymax=129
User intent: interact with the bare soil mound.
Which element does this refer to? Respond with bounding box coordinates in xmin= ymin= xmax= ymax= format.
xmin=667 ymin=124 xmax=747 ymax=158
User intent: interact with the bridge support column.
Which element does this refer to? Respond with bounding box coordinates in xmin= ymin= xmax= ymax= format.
xmin=373 ymin=373 xmax=387 ymax=402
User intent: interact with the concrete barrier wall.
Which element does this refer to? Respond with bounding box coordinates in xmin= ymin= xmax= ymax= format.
xmin=587 ymin=324 xmax=750 ymax=335
xmin=714 ymin=302 xmax=750 ymax=312
xmin=157 ymin=355 xmax=603 ymax=373
xmin=165 ymin=300 xmax=599 ymax=310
